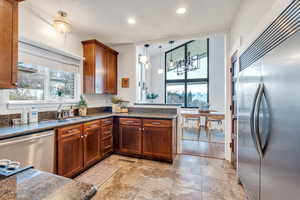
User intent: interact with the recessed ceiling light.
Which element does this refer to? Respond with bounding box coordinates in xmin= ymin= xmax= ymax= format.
xmin=176 ymin=7 xmax=186 ymax=15
xmin=127 ymin=18 xmax=136 ymax=25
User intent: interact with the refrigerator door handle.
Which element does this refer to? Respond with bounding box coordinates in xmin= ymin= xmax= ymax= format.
xmin=254 ymin=83 xmax=264 ymax=159
xmin=250 ymin=83 xmax=262 ymax=156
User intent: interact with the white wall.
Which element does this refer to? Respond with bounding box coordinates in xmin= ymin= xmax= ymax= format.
xmin=112 ymin=44 xmax=137 ymax=105
xmin=225 ymin=0 xmax=294 ymax=161
xmin=0 ymin=3 xmax=113 ymax=114
xmin=209 ymin=35 xmax=225 ymax=111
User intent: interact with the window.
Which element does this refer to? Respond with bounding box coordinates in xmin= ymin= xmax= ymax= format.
xmin=10 ymin=63 xmax=76 ymax=101
xmin=166 ymin=83 xmax=185 ymax=106
xmin=9 ymin=40 xmax=80 ymax=103
xmin=165 ymin=39 xmax=209 ymax=107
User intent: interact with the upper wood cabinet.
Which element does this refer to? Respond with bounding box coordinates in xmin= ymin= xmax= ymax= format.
xmin=82 ymin=39 xmax=118 ymax=95
xmin=0 ymin=0 xmax=23 ymax=89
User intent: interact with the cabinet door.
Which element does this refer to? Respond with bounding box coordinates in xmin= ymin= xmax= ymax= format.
xmin=104 ymin=51 xmax=117 ymax=94
xmin=94 ymin=45 xmax=106 ymax=94
xmin=119 ymin=125 xmax=142 ymax=155
xmin=143 ymin=127 xmax=172 ymax=160
xmin=0 ymin=0 xmax=18 ymax=88
xmin=58 ymin=127 xmax=84 ymax=178
xmin=83 ymin=127 xmax=101 ymax=168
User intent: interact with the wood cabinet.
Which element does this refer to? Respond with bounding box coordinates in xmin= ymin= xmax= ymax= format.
xmin=143 ymin=120 xmax=172 ymax=161
xmin=101 ymin=118 xmax=113 ymax=157
xmin=0 ymin=0 xmax=23 ymax=89
xmin=104 ymin=51 xmax=117 ymax=94
xmin=83 ymin=121 xmax=101 ymax=168
xmin=117 ymin=118 xmax=174 ymax=162
xmin=57 ymin=118 xmax=112 ymax=178
xmin=82 ymin=40 xmax=118 ymax=95
xmin=57 ymin=124 xmax=84 ymax=177
xmin=119 ymin=118 xmax=142 ymax=155
xmin=56 ymin=117 xmax=174 ymax=177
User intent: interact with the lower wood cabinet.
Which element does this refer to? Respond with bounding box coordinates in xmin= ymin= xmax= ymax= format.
xmin=57 ymin=118 xmax=113 ymax=178
xmin=56 ymin=117 xmax=174 ymax=177
xmin=119 ymin=125 xmax=142 ymax=155
xmin=101 ymin=118 xmax=113 ymax=157
xmin=143 ymin=126 xmax=172 ymax=161
xmin=117 ymin=118 xmax=174 ymax=162
xmin=83 ymin=121 xmax=101 ymax=168
xmin=57 ymin=124 xmax=84 ymax=178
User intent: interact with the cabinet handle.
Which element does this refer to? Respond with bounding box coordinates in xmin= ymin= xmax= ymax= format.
xmin=81 ymin=135 xmax=84 ymax=138
xmin=68 ymin=129 xmax=77 ymax=134
xmin=152 ymin=122 xmax=161 ymax=125
xmin=12 ymin=82 xmax=18 ymax=86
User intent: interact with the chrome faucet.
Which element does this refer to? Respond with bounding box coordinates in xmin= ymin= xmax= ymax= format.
xmin=57 ymin=104 xmax=64 ymax=120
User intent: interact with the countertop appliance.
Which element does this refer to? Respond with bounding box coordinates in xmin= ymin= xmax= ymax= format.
xmin=237 ymin=1 xmax=300 ymax=200
xmin=0 ymin=130 xmax=55 ymax=173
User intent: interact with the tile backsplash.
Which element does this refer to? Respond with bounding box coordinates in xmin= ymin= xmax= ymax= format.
xmin=0 ymin=106 xmax=176 ymax=127
xmin=0 ymin=107 xmax=112 ymax=126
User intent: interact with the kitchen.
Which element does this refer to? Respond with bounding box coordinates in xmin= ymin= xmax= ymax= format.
xmin=0 ymin=0 xmax=299 ymax=200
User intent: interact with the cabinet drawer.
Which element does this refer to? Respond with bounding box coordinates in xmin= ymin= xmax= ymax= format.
xmin=102 ymin=125 xmax=113 ymax=140
xmin=102 ymin=138 xmax=113 ymax=155
xmin=143 ymin=119 xmax=172 ymax=128
xmin=101 ymin=118 xmax=113 ymax=126
xmin=58 ymin=124 xmax=82 ymax=139
xmin=120 ymin=118 xmax=141 ymax=126
xmin=84 ymin=120 xmax=101 ymax=130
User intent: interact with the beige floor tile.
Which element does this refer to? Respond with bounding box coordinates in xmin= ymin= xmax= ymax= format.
xmin=82 ymin=155 xmax=246 ymax=200
xmin=170 ymin=185 xmax=202 ymax=200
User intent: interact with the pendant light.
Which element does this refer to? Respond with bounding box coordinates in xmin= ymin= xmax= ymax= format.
xmin=144 ymin=44 xmax=151 ymax=69
xmin=139 ymin=44 xmax=150 ymax=67
xmin=169 ymin=41 xmax=175 ymax=68
xmin=53 ymin=11 xmax=71 ymax=33
xmin=157 ymin=45 xmax=164 ymax=74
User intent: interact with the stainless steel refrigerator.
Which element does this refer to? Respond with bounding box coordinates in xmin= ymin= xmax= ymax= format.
xmin=237 ymin=1 xmax=300 ymax=199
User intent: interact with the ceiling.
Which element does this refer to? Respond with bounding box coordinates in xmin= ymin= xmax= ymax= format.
xmin=24 ymin=0 xmax=241 ymax=44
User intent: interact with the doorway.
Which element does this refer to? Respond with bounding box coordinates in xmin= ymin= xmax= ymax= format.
xmin=180 ymin=110 xmax=225 ymax=159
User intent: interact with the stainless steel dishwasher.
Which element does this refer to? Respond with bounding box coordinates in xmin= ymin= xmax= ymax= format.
xmin=0 ymin=130 xmax=55 ymax=173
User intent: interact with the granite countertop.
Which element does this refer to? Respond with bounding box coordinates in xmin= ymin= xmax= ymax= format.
xmin=0 ymin=169 xmax=97 ymax=200
xmin=0 ymin=112 xmax=177 ymax=140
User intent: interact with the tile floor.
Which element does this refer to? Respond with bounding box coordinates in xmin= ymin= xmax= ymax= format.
xmin=182 ymin=128 xmax=225 ymax=143
xmin=182 ymin=128 xmax=225 ymax=159
xmin=79 ymin=154 xmax=246 ymax=200
xmin=182 ymin=140 xmax=225 ymax=159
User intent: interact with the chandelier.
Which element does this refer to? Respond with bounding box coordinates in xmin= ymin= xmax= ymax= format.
xmin=53 ymin=11 xmax=71 ymax=33
xmin=167 ymin=41 xmax=203 ymax=76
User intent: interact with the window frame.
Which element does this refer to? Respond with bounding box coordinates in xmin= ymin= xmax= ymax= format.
xmin=6 ymin=38 xmax=82 ymax=109
xmin=164 ymin=39 xmax=210 ymax=108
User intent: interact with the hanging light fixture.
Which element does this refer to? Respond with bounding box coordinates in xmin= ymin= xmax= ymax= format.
xmin=157 ymin=45 xmax=164 ymax=74
xmin=139 ymin=44 xmax=150 ymax=66
xmin=167 ymin=40 xmax=204 ymax=76
xmin=53 ymin=11 xmax=71 ymax=33
xmin=168 ymin=41 xmax=175 ymax=68
xmin=141 ymin=44 xmax=151 ymax=69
